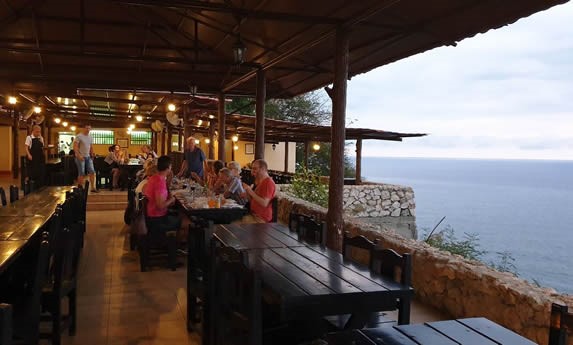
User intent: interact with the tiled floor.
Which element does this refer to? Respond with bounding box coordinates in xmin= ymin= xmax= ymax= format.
xmin=55 ymin=209 xmax=446 ymax=345
xmin=59 ymin=210 xmax=200 ymax=345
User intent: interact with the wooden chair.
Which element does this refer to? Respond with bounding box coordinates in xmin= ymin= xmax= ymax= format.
xmin=209 ymin=241 xmax=261 ymax=345
xmin=370 ymin=248 xmax=412 ymax=325
xmin=288 ymin=212 xmax=303 ymax=233
xmin=93 ymin=156 xmax=112 ymax=190
xmin=187 ymin=217 xmax=213 ymax=330
xmin=0 ymin=187 xmax=7 ymax=206
xmin=1 ymin=232 xmax=51 ymax=345
xmin=0 ymin=303 xmax=12 ymax=345
xmin=40 ymin=202 xmax=81 ymax=345
xmin=342 ymin=231 xmax=378 ymax=266
xmin=549 ymin=302 xmax=572 ymax=345
xmin=297 ymin=215 xmax=326 ymax=246
xmin=271 ymin=197 xmax=278 ymax=222
xmin=9 ymin=185 xmax=18 ymax=203
xmin=137 ymin=197 xmax=178 ymax=272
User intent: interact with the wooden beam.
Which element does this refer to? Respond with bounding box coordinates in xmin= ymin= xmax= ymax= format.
xmin=304 ymin=141 xmax=309 ymax=168
xmin=12 ymin=112 xmax=19 ymax=179
xmin=208 ymin=120 xmax=215 ymax=159
xmin=255 ymin=69 xmax=265 ymax=160
xmin=326 ymin=27 xmax=349 ymax=250
xmin=284 ymin=141 xmax=289 ymax=173
xmin=355 ymin=139 xmax=362 ymax=185
xmin=217 ymin=92 xmax=226 ymax=161
xmin=167 ymin=125 xmax=172 ymax=154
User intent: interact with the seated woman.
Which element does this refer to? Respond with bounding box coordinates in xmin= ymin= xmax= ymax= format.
xmin=191 ymin=159 xmax=224 ymax=189
xmin=138 ymin=144 xmax=158 ymax=164
xmin=104 ymin=145 xmax=122 ymax=189
xmin=135 ymin=162 xmax=157 ymax=195
xmin=143 ymin=156 xmax=181 ymax=232
xmin=218 ymin=168 xmax=246 ymax=204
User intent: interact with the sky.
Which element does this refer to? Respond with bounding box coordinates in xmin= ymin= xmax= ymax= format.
xmin=343 ymin=2 xmax=573 ymax=160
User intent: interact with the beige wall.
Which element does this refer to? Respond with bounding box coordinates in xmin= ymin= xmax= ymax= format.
xmin=0 ymin=126 xmax=12 ymax=172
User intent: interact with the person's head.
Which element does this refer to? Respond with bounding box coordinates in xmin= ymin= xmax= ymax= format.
xmin=219 ymin=168 xmax=232 ymax=183
xmin=205 ymin=160 xmax=215 ymax=173
xmin=141 ymin=144 xmax=151 ymax=153
xmin=251 ymin=159 xmax=269 ymax=178
xmin=227 ymin=161 xmax=241 ymax=177
xmin=81 ymin=123 xmax=91 ymax=135
xmin=213 ymin=160 xmax=224 ymax=175
xmin=157 ymin=155 xmax=172 ymax=174
xmin=186 ymin=137 xmax=196 ymax=150
xmin=114 ymin=145 xmax=120 ymax=152
xmin=31 ymin=125 xmax=41 ymax=137
xmin=108 ymin=145 xmax=115 ymax=153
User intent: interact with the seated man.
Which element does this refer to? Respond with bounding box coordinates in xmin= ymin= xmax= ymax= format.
xmin=218 ymin=168 xmax=246 ymax=204
xmin=143 ymin=155 xmax=181 ymax=232
xmin=241 ymin=159 xmax=276 ymax=222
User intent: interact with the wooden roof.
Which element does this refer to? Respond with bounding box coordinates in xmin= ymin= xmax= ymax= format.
xmin=0 ymin=0 xmax=568 ymax=101
xmin=188 ymin=112 xmax=425 ymax=143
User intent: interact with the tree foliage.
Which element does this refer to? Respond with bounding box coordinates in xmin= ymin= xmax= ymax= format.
xmin=290 ymin=167 xmax=329 ymax=208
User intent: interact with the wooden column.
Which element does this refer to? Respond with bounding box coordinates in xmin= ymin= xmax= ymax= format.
xmin=284 ymin=141 xmax=289 ymax=173
xmin=208 ymin=120 xmax=215 ymax=159
xmin=152 ymin=131 xmax=157 ymax=152
xmin=217 ymin=92 xmax=226 ymax=161
xmin=160 ymin=130 xmax=165 ymax=155
xmin=167 ymin=126 xmax=172 ymax=154
xmin=326 ymin=27 xmax=349 ymax=250
xmin=178 ymin=128 xmax=183 ymax=152
xmin=12 ymin=112 xmax=19 ymax=179
xmin=47 ymin=118 xmax=52 ymax=146
xmin=355 ymin=139 xmax=362 ymax=185
xmin=304 ymin=141 xmax=310 ymax=168
xmin=255 ymin=69 xmax=266 ymax=160
xmin=183 ymin=104 xmax=191 ymax=140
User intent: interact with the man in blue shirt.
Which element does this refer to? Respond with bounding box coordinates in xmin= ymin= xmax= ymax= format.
xmin=177 ymin=136 xmax=206 ymax=180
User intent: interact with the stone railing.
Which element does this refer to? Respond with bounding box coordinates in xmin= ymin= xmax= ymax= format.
xmin=275 ymin=192 xmax=573 ymax=345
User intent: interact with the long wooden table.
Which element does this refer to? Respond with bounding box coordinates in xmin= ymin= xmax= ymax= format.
xmin=175 ymin=192 xmax=248 ymax=224
xmin=212 ymin=223 xmax=414 ymax=327
xmin=326 ymin=318 xmax=537 ymax=345
xmin=0 ymin=186 xmax=73 ymax=274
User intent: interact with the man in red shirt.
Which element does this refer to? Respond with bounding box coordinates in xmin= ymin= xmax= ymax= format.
xmin=143 ymin=155 xmax=181 ymax=232
xmin=242 ymin=159 xmax=276 ymax=222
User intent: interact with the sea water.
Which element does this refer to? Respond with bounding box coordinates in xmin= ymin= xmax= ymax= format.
xmin=362 ymin=157 xmax=573 ymax=294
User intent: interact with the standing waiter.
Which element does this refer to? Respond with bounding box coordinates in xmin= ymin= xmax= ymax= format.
xmin=25 ymin=125 xmax=46 ymax=187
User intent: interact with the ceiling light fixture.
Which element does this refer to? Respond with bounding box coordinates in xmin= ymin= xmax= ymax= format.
xmin=135 ymin=115 xmax=143 ymax=122
xmin=167 ymin=103 xmax=176 ymax=112
xmin=231 ymin=135 xmax=239 ymax=142
xmin=313 ymin=143 xmax=321 ymax=151
xmin=8 ymin=96 xmax=17 ymax=105
xmin=70 ymin=125 xmax=76 ymax=131
xmin=54 ymin=118 xmax=61 ymax=124
xmin=34 ymin=106 xmax=42 ymax=113
xmin=204 ymin=138 xmax=210 ymax=144
xmin=62 ymin=121 xmax=68 ymax=127
xmin=232 ymin=34 xmax=247 ymax=64
xmin=233 ymin=145 xmax=239 ymax=151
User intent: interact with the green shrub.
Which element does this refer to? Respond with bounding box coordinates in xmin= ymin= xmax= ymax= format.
xmin=290 ymin=168 xmax=329 ymax=208
xmin=424 ymin=225 xmax=485 ymax=261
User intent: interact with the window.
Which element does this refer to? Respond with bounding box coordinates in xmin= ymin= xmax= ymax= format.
xmin=90 ymin=130 xmax=115 ymax=145
xmin=130 ymin=131 xmax=152 ymax=145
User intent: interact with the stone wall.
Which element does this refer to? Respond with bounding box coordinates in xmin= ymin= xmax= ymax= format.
xmin=275 ymin=192 xmax=573 ymax=345
xmin=342 ymin=184 xmax=415 ymax=218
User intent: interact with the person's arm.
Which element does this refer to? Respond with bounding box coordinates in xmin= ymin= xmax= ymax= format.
xmin=177 ymin=160 xmax=187 ymax=177
xmin=242 ymin=181 xmax=272 ymax=207
xmin=73 ymin=140 xmax=83 ymax=161
xmin=25 ymin=136 xmax=32 ymax=160
xmin=153 ymin=187 xmax=175 ymax=210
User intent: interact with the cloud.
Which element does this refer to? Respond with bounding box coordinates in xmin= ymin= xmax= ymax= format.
xmin=341 ymin=2 xmax=573 ymax=160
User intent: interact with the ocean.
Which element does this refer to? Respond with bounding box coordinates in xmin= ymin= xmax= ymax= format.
xmin=361 ymin=157 xmax=573 ymax=295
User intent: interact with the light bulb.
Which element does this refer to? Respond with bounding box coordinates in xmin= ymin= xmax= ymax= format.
xmin=194 ymin=139 xmax=200 ymax=144
xmin=208 ymin=114 xmax=215 ymax=119
xmin=8 ymin=96 xmax=17 ymax=105
xmin=233 ymin=145 xmax=239 ymax=151
xmin=205 ymin=138 xmax=210 ymax=144
xmin=34 ymin=106 xmax=42 ymax=113
xmin=197 ymin=119 xmax=203 ymax=126
xmin=232 ymin=135 xmax=239 ymax=142
xmin=167 ymin=103 xmax=176 ymax=112
xmin=62 ymin=121 xmax=68 ymax=127
xmin=312 ymin=143 xmax=321 ymax=151
xmin=135 ymin=115 xmax=143 ymax=122
xmin=129 ymin=124 xmax=135 ymax=129
xmin=54 ymin=118 xmax=61 ymax=124
xmin=70 ymin=125 xmax=76 ymax=131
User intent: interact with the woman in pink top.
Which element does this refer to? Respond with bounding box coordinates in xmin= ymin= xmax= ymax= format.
xmin=143 ymin=156 xmax=181 ymax=232
xmin=242 ymin=159 xmax=276 ymax=222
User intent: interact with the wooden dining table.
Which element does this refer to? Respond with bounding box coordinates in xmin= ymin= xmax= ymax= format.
xmin=0 ymin=186 xmax=74 ymax=274
xmin=326 ymin=317 xmax=537 ymax=345
xmin=174 ymin=191 xmax=248 ymax=224
xmin=212 ymin=222 xmax=414 ymax=328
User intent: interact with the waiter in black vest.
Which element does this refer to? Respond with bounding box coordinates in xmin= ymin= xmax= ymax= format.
xmin=25 ymin=125 xmax=46 ymax=188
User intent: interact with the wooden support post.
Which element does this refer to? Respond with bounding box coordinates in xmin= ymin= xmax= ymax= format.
xmin=12 ymin=112 xmax=19 ymax=179
xmin=178 ymin=128 xmax=183 ymax=151
xmin=152 ymin=131 xmax=157 ymax=152
xmin=355 ymin=139 xmax=362 ymax=185
xmin=160 ymin=130 xmax=165 ymax=156
xmin=167 ymin=126 xmax=172 ymax=154
xmin=326 ymin=27 xmax=349 ymax=250
xmin=217 ymin=92 xmax=226 ymax=161
xmin=183 ymin=104 xmax=191 ymax=140
xmin=208 ymin=120 xmax=215 ymax=159
xmin=304 ymin=141 xmax=309 ymax=168
xmin=284 ymin=141 xmax=289 ymax=173
xmin=255 ymin=69 xmax=266 ymax=160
